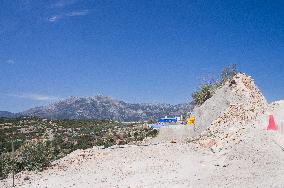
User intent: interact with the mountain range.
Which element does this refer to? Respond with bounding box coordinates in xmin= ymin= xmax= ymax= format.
xmin=1 ymin=96 xmax=191 ymax=121
xmin=0 ymin=111 xmax=15 ymax=118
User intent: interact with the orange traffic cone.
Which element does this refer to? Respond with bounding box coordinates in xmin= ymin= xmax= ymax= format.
xmin=267 ymin=115 xmax=278 ymax=130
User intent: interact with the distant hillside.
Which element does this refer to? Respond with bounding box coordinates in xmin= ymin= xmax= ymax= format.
xmin=0 ymin=111 xmax=15 ymax=118
xmin=21 ymin=96 xmax=191 ymax=121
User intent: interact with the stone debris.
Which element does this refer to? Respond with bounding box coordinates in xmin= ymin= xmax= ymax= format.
xmin=191 ymin=73 xmax=268 ymax=151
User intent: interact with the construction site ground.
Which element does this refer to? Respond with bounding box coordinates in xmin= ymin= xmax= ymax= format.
xmin=1 ymin=125 xmax=284 ymax=188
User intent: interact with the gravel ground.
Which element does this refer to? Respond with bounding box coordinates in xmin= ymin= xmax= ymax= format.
xmin=1 ymin=126 xmax=284 ymax=188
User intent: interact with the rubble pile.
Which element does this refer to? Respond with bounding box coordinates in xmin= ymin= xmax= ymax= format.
xmin=191 ymin=73 xmax=268 ymax=150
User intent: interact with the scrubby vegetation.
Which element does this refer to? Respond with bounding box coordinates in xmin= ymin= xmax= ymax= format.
xmin=192 ymin=64 xmax=238 ymax=106
xmin=0 ymin=117 xmax=158 ymax=179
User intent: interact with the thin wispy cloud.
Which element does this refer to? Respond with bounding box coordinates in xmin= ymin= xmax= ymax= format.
xmin=53 ymin=0 xmax=79 ymax=8
xmin=48 ymin=9 xmax=90 ymax=22
xmin=66 ymin=10 xmax=89 ymax=16
xmin=7 ymin=93 xmax=59 ymax=101
xmin=1 ymin=59 xmax=15 ymax=64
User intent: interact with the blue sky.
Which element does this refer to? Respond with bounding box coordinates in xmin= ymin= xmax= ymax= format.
xmin=0 ymin=0 xmax=284 ymax=112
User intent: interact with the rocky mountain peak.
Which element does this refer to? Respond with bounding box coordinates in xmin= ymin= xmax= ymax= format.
xmin=20 ymin=96 xmax=190 ymax=121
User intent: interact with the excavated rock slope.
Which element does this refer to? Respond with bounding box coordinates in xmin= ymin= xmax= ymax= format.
xmin=191 ymin=73 xmax=268 ymax=150
xmin=192 ymin=73 xmax=268 ymax=133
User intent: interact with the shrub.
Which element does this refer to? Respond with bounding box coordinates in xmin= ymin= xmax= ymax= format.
xmin=191 ymin=84 xmax=217 ymax=106
xmin=146 ymin=129 xmax=158 ymax=137
xmin=0 ymin=140 xmax=55 ymax=178
xmin=76 ymin=135 xmax=95 ymax=150
xmin=191 ymin=64 xmax=238 ymax=106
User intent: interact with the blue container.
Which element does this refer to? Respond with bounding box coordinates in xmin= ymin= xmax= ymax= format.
xmin=158 ymin=118 xmax=177 ymax=123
